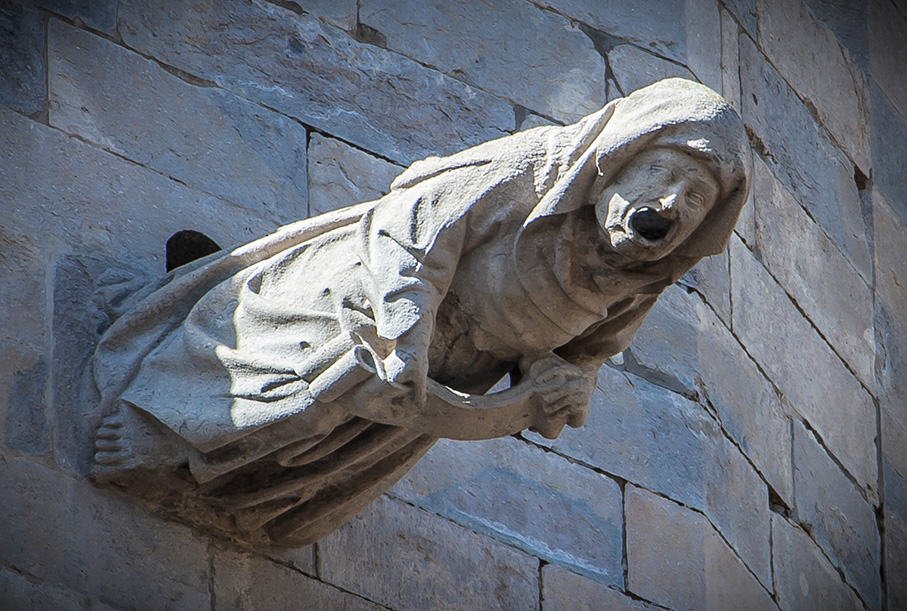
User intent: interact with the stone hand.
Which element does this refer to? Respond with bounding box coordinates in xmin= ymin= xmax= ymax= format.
xmin=383 ymin=347 xmax=429 ymax=407
xmin=525 ymin=354 xmax=595 ymax=439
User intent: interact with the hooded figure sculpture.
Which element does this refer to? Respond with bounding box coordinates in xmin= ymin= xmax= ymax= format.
xmin=92 ymin=79 xmax=751 ymax=547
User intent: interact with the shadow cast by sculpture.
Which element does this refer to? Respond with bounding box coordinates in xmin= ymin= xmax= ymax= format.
xmin=90 ymin=78 xmax=751 ymax=547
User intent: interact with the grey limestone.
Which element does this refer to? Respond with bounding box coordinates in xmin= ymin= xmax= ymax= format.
xmin=298 ymin=0 xmax=358 ymax=31
xmin=679 ymin=245 xmax=731 ymax=324
xmin=529 ymin=366 xmax=773 ymax=587
xmin=307 ymin=134 xmax=401 ymax=216
xmin=875 ymin=191 xmax=907 ymax=424
xmin=117 ymin=0 xmax=515 ymax=164
xmin=870 ymin=0 xmax=907 ymax=122
xmin=802 ymin=0 xmax=868 ymax=68
xmin=630 ymin=284 xmax=794 ymax=505
xmin=625 ymin=485 xmax=776 ymax=610
xmin=37 ymin=0 xmax=117 ymax=34
xmin=0 ymin=456 xmax=211 ymax=609
xmin=4 ymin=357 xmax=50 ymax=454
xmin=871 ymin=83 xmax=907 ymax=223
xmin=541 ymin=565 xmax=655 ymax=611
xmin=793 ymin=421 xmax=881 ymax=609
xmin=730 ymin=235 xmax=877 ymax=496
xmin=739 ymin=34 xmax=871 ymax=280
xmin=758 ymin=0 xmax=870 ymax=171
xmin=607 ymin=44 xmax=697 ymax=96
xmin=528 ymin=0 xmax=687 ymax=63
xmin=360 ymin=0 xmax=606 ymax=122
xmin=0 ymin=566 xmax=93 ymax=611
xmin=722 ymin=0 xmax=758 ymax=37
xmin=319 ymin=495 xmax=539 ymax=610
xmin=752 ymin=156 xmax=876 ymax=388
xmin=720 ymin=8 xmax=742 ymax=112
xmin=684 ymin=0 xmax=723 ymax=92
xmin=49 ymin=20 xmax=308 ymax=221
xmin=0 ymin=103 xmax=280 ymax=271
xmin=771 ymin=514 xmax=864 ymax=611
xmin=0 ymin=1 xmax=46 ymax=116
xmin=213 ymin=547 xmax=376 ymax=611
xmin=392 ymin=435 xmax=624 ymax=585
xmin=881 ymin=407 xmax=907 ymax=611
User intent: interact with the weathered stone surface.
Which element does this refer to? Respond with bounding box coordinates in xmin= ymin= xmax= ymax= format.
xmin=298 ymin=0 xmax=357 ymax=31
xmin=679 ymin=245 xmax=730 ymax=324
xmin=881 ymin=407 xmax=907 ymax=611
xmin=529 ymin=366 xmax=772 ymax=587
xmin=684 ymin=0 xmax=722 ymax=92
xmin=307 ymin=134 xmax=401 ymax=216
xmin=0 ymin=1 xmax=45 ymax=115
xmin=319 ymin=496 xmax=539 ymax=610
xmin=625 ymin=485 xmax=775 ymax=610
xmin=870 ymin=84 xmax=907 ymax=223
xmin=0 ymin=104 xmax=279 ymax=271
xmin=49 ymin=21 xmax=308 ymax=221
xmin=0 ymin=566 xmax=93 ymax=611
xmin=752 ymin=156 xmax=876 ymax=388
xmin=542 ymin=565 xmax=655 ymax=610
xmin=117 ymin=0 xmax=514 ymax=164
xmin=870 ymin=0 xmax=907 ymax=122
xmin=802 ymin=0 xmax=868 ymax=67
xmin=722 ymin=0 xmax=758 ymax=36
xmin=739 ymin=35 xmax=871 ymax=279
xmin=528 ymin=0 xmax=686 ymax=63
xmin=607 ymin=44 xmax=696 ymax=96
xmin=392 ymin=436 xmax=624 ymax=584
xmin=771 ymin=514 xmax=864 ymax=611
xmin=719 ymin=8 xmax=742 ymax=111
xmin=758 ymin=0 xmax=870 ymax=171
xmin=874 ymin=190 xmax=907 ymax=425
xmin=630 ymin=284 xmax=793 ymax=504
xmin=4 ymin=357 xmax=50 ymax=454
xmin=360 ymin=0 xmax=605 ymax=122
xmin=0 ymin=456 xmax=211 ymax=609
xmin=213 ymin=547 xmax=376 ymax=610
xmin=37 ymin=0 xmax=117 ymax=34
xmin=730 ymin=235 xmax=877 ymax=495
xmin=793 ymin=421 xmax=881 ymax=608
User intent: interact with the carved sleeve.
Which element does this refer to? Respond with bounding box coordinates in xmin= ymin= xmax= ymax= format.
xmin=556 ymin=294 xmax=658 ymax=365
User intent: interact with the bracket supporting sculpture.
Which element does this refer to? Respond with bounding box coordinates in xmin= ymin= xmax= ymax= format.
xmin=90 ymin=78 xmax=751 ymax=548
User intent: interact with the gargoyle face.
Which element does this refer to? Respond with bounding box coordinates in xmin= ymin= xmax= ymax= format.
xmin=594 ymin=148 xmax=720 ymax=261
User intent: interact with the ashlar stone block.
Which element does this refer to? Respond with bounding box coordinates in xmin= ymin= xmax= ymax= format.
xmin=739 ymin=34 xmax=871 ymax=280
xmin=0 ymin=456 xmax=211 ymax=609
xmin=772 ymin=514 xmax=864 ymax=611
xmin=213 ymin=547 xmax=376 ymax=611
xmin=49 ymin=20 xmax=308 ymax=222
xmin=793 ymin=421 xmax=881 ymax=609
xmin=528 ymin=0 xmax=687 ymax=63
xmin=752 ymin=156 xmax=876 ymax=388
xmin=319 ymin=496 xmax=539 ymax=610
xmin=0 ymin=566 xmax=93 ymax=611
xmin=360 ymin=0 xmax=606 ymax=122
xmin=528 ymin=366 xmax=772 ymax=588
xmin=608 ymin=44 xmax=697 ymax=97
xmin=870 ymin=83 xmax=907 ymax=223
xmin=758 ymin=0 xmax=870 ymax=171
xmin=870 ymin=0 xmax=907 ymax=123
xmin=117 ymin=0 xmax=515 ymax=164
xmin=630 ymin=284 xmax=793 ymax=505
xmin=730 ymin=235 xmax=877 ymax=496
xmin=36 ymin=0 xmax=118 ymax=34
xmin=392 ymin=436 xmax=624 ymax=585
xmin=308 ymin=134 xmax=402 ymax=216
xmin=541 ymin=565 xmax=655 ymax=611
xmin=625 ymin=485 xmax=775 ymax=610
xmin=0 ymin=0 xmax=46 ymax=116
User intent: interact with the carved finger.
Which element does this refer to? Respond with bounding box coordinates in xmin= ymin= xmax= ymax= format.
xmin=95 ymin=428 xmax=121 ymax=439
xmin=94 ymin=439 xmax=121 ymax=452
xmin=94 ymin=451 xmax=125 ymax=465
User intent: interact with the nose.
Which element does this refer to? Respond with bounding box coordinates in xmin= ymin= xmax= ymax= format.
xmin=630 ymin=207 xmax=674 ymax=241
xmin=659 ymin=191 xmax=680 ymax=213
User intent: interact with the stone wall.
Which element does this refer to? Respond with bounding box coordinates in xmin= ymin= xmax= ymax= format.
xmin=0 ymin=0 xmax=903 ymax=609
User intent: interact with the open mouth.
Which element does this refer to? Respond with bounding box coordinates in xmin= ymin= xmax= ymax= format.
xmin=628 ymin=207 xmax=673 ymax=242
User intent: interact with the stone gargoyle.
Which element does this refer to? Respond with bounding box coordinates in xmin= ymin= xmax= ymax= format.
xmin=90 ymin=78 xmax=751 ymax=547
